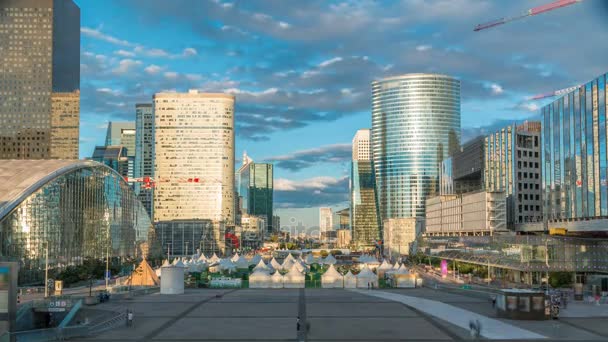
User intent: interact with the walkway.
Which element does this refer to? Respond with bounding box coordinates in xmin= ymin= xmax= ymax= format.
xmin=351 ymin=289 xmax=547 ymax=340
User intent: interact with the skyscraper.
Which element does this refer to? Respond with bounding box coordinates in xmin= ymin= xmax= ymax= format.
xmin=542 ymin=72 xmax=608 ymax=234
xmin=105 ymin=122 xmax=136 ymax=179
xmin=0 ymin=0 xmax=80 ymax=160
xmin=236 ymin=152 xmax=273 ymax=234
xmin=319 ymin=207 xmax=333 ymax=240
xmin=350 ymin=129 xmax=381 ymax=250
xmin=371 ymin=74 xmax=461 ymax=221
xmin=135 ymin=104 xmax=154 ymax=218
xmin=153 ymin=90 xmax=235 ymax=254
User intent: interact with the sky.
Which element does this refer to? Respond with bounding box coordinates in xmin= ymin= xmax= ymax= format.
xmin=76 ymin=0 xmax=608 ymax=227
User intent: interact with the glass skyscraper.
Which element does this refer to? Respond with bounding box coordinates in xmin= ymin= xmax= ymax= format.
xmin=135 ymin=103 xmax=154 ymax=218
xmin=237 ymin=153 xmax=273 ymax=233
xmin=542 ymin=72 xmax=608 ymax=225
xmin=105 ymin=122 xmax=136 ymax=180
xmin=0 ymin=0 xmax=80 ymax=160
xmin=371 ymin=74 xmax=461 ymax=221
xmin=351 ymin=129 xmax=381 ymax=249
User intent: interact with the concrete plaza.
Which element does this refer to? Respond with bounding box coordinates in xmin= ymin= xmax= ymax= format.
xmin=80 ymin=287 xmax=608 ymax=341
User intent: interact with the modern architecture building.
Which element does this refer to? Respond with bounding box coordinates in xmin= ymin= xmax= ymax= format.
xmin=236 ymin=152 xmax=273 ymax=233
xmin=337 ymin=229 xmax=352 ymax=249
xmin=425 ymin=191 xmax=507 ymax=236
xmin=336 ymin=208 xmax=349 ymax=230
xmin=239 ymin=214 xmax=266 ymax=250
xmin=350 ymin=129 xmax=381 ymax=250
xmin=0 ymin=0 xmax=80 ymax=160
xmin=105 ymin=122 xmax=136 ymax=179
xmin=272 ymin=215 xmax=281 ymax=233
xmin=90 ymin=145 xmax=129 ymax=177
xmin=485 ymin=121 xmax=542 ymax=229
xmin=371 ymin=74 xmax=461 ymax=222
xmin=440 ymin=136 xmax=485 ymax=195
xmin=383 ymin=218 xmax=422 ymax=259
xmin=0 ymin=160 xmax=155 ymax=284
xmin=542 ymin=72 xmax=608 ymax=234
xmin=153 ymin=90 xmax=235 ymax=254
xmin=319 ymin=207 xmax=333 ymax=240
xmin=135 ymin=104 xmax=154 ymax=218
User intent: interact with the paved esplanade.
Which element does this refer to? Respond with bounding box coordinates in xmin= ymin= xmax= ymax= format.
xmin=83 ymin=288 xmax=608 ymax=341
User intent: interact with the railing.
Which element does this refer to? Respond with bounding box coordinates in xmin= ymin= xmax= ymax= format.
xmin=88 ymin=312 xmax=127 ymax=336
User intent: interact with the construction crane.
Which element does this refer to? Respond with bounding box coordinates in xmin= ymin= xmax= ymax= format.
xmin=527 ymin=85 xmax=581 ymax=100
xmin=474 ymin=0 xmax=583 ymax=32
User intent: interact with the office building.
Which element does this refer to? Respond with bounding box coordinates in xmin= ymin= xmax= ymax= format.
xmin=236 ymin=152 xmax=273 ymax=233
xmin=425 ymin=191 xmax=507 ymax=236
xmin=135 ymin=104 xmax=154 ymax=218
xmin=91 ymin=145 xmax=129 ymax=177
xmin=350 ymin=129 xmax=381 ymax=250
xmin=383 ymin=218 xmax=422 ymax=258
xmin=0 ymin=160 xmax=155 ymax=284
xmin=272 ymin=215 xmax=281 ymax=233
xmin=440 ymin=136 xmax=485 ymax=195
xmin=239 ymin=214 xmax=266 ymax=250
xmin=485 ymin=121 xmax=542 ymax=228
xmin=106 ymin=122 xmax=136 ymax=179
xmin=153 ymin=90 xmax=235 ymax=254
xmin=371 ymin=74 xmax=461 ymax=221
xmin=542 ymin=72 xmax=608 ymax=234
xmin=337 ymin=229 xmax=352 ymax=249
xmin=336 ymin=208 xmax=349 ymax=230
xmin=0 ymin=0 xmax=80 ymax=160
xmin=319 ymin=207 xmax=333 ymax=240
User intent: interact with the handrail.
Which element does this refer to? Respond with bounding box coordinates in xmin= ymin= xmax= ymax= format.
xmin=58 ymin=299 xmax=82 ymax=328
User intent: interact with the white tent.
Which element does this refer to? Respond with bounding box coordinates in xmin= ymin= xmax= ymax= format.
xmin=172 ymin=257 xmax=181 ymax=265
xmin=396 ymin=264 xmax=410 ymax=274
xmin=235 ymin=256 xmax=250 ymax=269
xmin=249 ymin=254 xmax=262 ymax=266
xmin=283 ymin=264 xmax=305 ymax=288
xmin=174 ymin=259 xmax=186 ymax=268
xmin=231 ymin=253 xmax=240 ymax=262
xmin=197 ymin=254 xmax=208 ymax=263
xmin=209 ymin=253 xmax=220 ymax=263
xmin=293 ymin=261 xmax=306 ymax=273
xmin=253 ymin=259 xmax=271 ymax=273
xmin=270 ymin=258 xmax=282 ymax=270
xmin=305 ymin=253 xmax=316 ymax=265
xmin=392 ymin=262 xmax=401 ymax=270
xmin=218 ymin=258 xmax=236 ymax=272
xmin=283 ymin=253 xmax=296 ymax=263
xmin=343 ymin=271 xmax=357 ymax=288
xmin=281 ymin=258 xmax=296 ymax=271
xmin=162 ymin=259 xmax=170 ymax=267
xmin=323 ymin=254 xmax=337 ymax=265
xmin=356 ymin=265 xmax=378 ymax=288
xmin=321 ymin=265 xmax=344 ymax=288
xmin=249 ymin=269 xmax=272 ymax=288
xmin=270 ymin=271 xmax=284 ymax=288
xmin=378 ymin=260 xmax=392 ymax=271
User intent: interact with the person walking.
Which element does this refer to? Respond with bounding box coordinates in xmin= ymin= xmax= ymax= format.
xmin=127 ymin=310 xmax=134 ymax=327
xmin=296 ymin=316 xmax=301 ymax=332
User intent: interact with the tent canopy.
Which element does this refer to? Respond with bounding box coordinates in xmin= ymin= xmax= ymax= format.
xmin=126 ymin=259 xmax=159 ymax=286
xmin=323 ymin=254 xmax=337 ymax=265
xmin=253 ymin=259 xmax=270 ymax=273
xmin=378 ymin=260 xmax=393 ymax=270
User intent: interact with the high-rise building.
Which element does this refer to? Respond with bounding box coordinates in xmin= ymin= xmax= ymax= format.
xmin=236 ymin=152 xmax=273 ymax=233
xmin=485 ymin=121 xmax=542 ymax=228
xmin=440 ymin=136 xmax=485 ymax=195
xmin=383 ymin=218 xmax=422 ymax=258
xmin=542 ymin=72 xmax=608 ymax=234
xmin=350 ymin=129 xmax=381 ymax=250
xmin=371 ymin=74 xmax=461 ymax=221
xmin=106 ymin=122 xmax=136 ymax=179
xmin=91 ymin=145 xmax=129 ymax=177
xmin=135 ymin=104 xmax=154 ymax=218
xmin=0 ymin=0 xmax=80 ymax=160
xmin=153 ymin=90 xmax=235 ymax=254
xmin=319 ymin=207 xmax=333 ymax=240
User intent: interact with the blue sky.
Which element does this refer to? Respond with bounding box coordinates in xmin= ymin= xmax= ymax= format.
xmin=76 ymin=0 xmax=608 ymax=224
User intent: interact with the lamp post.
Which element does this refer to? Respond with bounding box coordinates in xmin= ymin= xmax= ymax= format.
xmin=44 ymin=241 xmax=49 ymax=298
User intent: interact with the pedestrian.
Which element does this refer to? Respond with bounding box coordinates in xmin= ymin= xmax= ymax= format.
xmin=367 ymin=282 xmax=370 ymax=290
xmin=491 ymin=296 xmax=496 ymax=308
xmin=127 ymin=310 xmax=133 ymax=327
xmin=296 ymin=316 xmax=300 ymax=332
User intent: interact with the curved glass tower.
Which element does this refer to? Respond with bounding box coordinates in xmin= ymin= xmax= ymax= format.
xmin=372 ymin=74 xmax=460 ymax=221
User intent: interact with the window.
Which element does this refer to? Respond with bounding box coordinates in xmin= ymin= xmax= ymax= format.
xmin=535 ymin=184 xmax=539 ymax=190
xmin=535 ymin=152 xmax=539 ymax=158
xmin=524 ymin=183 xmax=528 ymax=189
xmin=524 ymin=161 xmax=528 ymax=167
xmin=523 ymin=151 xmax=528 ymax=157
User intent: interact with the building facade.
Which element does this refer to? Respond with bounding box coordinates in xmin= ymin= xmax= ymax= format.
xmin=0 ymin=160 xmax=155 ymax=284
xmin=542 ymin=72 xmax=608 ymax=234
xmin=350 ymin=129 xmax=381 ymax=250
xmin=337 ymin=229 xmax=352 ymax=249
xmin=485 ymin=122 xmax=542 ymax=228
xmin=239 ymin=214 xmax=266 ymax=250
xmin=440 ymin=136 xmax=485 ymax=195
xmin=371 ymin=74 xmax=461 ymax=221
xmin=236 ymin=152 xmax=273 ymax=233
xmin=425 ymin=191 xmax=507 ymax=236
xmin=383 ymin=218 xmax=422 ymax=259
xmin=319 ymin=207 xmax=333 ymax=240
xmin=153 ymin=90 xmax=235 ymax=254
xmin=135 ymin=104 xmax=154 ymax=218
xmin=91 ymin=145 xmax=129 ymax=177
xmin=0 ymin=0 xmax=80 ymax=160
xmin=106 ymin=122 xmax=136 ymax=180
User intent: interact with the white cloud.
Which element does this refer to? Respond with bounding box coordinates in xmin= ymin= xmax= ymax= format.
xmin=183 ymin=47 xmax=198 ymax=57
xmin=490 ymin=83 xmax=504 ymax=95
xmin=224 ymin=87 xmax=278 ymax=96
xmin=518 ymin=102 xmax=540 ymax=112
xmin=81 ymin=27 xmax=132 ymax=46
xmin=318 ymin=57 xmax=343 ymax=68
xmin=416 ymin=45 xmax=432 ymax=51
xmin=164 ymin=71 xmax=179 ymax=79
xmin=114 ymin=49 xmax=135 ymax=57
xmin=112 ymin=59 xmax=142 ymax=74
xmin=185 ymin=73 xmax=203 ymax=81
xmin=278 ymin=21 xmax=291 ymax=29
xmin=144 ymin=64 xmax=163 ymax=74
xmin=275 ymin=176 xmax=347 ymax=191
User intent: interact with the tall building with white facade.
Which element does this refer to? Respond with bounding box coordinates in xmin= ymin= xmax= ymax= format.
xmin=352 ymin=129 xmax=371 ymax=161
xmin=135 ymin=103 xmax=154 ymax=218
xmin=319 ymin=207 xmax=333 ymax=239
xmin=153 ymin=90 xmax=235 ymax=254
xmin=0 ymin=0 xmax=80 ymax=160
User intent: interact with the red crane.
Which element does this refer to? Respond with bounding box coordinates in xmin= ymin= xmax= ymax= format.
xmin=474 ymin=0 xmax=583 ymax=32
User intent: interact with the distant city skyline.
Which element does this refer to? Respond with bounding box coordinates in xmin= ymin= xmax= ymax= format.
xmin=73 ymin=1 xmax=608 ymax=216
